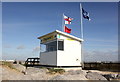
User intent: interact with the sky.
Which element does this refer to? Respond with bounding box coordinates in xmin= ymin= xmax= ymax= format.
xmin=2 ymin=2 xmax=118 ymax=62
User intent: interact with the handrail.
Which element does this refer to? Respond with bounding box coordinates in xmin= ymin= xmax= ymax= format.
xmin=25 ymin=58 xmax=40 ymax=68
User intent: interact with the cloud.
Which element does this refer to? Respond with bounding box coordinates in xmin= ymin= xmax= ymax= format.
xmin=16 ymin=45 xmax=25 ymax=49
xmin=84 ymin=44 xmax=117 ymax=47
xmin=2 ymin=52 xmax=32 ymax=61
xmin=3 ymin=45 xmax=11 ymax=48
xmin=33 ymin=46 xmax=40 ymax=52
xmin=83 ymin=50 xmax=118 ymax=62
xmin=85 ymin=38 xmax=117 ymax=43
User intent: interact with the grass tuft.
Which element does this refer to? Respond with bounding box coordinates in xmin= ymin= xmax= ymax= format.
xmin=2 ymin=61 xmax=15 ymax=69
xmin=47 ymin=68 xmax=65 ymax=74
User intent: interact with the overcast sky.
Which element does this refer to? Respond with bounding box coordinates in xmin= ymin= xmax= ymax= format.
xmin=2 ymin=2 xmax=118 ymax=62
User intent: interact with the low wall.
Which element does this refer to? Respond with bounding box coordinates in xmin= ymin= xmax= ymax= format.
xmin=83 ymin=62 xmax=120 ymax=71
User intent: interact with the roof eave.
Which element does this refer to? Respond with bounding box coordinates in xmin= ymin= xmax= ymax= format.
xmin=55 ymin=30 xmax=84 ymax=42
xmin=38 ymin=30 xmax=84 ymax=42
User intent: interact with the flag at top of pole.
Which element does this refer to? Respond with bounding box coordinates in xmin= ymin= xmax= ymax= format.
xmin=80 ymin=3 xmax=91 ymax=39
xmin=64 ymin=14 xmax=73 ymax=24
xmin=82 ymin=8 xmax=91 ymax=21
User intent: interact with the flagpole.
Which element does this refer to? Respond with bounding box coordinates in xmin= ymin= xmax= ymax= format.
xmin=80 ymin=3 xmax=84 ymax=68
xmin=80 ymin=3 xmax=83 ymax=39
xmin=62 ymin=13 xmax=64 ymax=32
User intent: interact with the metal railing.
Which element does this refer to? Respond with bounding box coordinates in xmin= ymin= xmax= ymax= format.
xmin=25 ymin=57 xmax=40 ymax=68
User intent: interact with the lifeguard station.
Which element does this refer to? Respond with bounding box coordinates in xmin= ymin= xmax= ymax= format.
xmin=38 ymin=30 xmax=83 ymax=67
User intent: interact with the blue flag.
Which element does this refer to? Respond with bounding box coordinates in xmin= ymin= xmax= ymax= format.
xmin=82 ymin=8 xmax=91 ymax=21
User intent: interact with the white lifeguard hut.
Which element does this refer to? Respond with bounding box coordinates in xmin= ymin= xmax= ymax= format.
xmin=38 ymin=30 xmax=83 ymax=67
